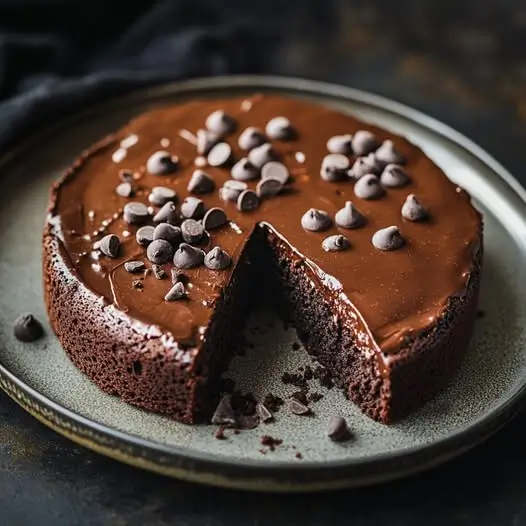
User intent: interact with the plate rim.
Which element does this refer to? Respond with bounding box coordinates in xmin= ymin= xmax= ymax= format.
xmin=1 ymin=74 xmax=525 ymax=491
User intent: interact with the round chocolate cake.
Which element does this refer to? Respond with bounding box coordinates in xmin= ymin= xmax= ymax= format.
xmin=43 ymin=93 xmax=483 ymax=424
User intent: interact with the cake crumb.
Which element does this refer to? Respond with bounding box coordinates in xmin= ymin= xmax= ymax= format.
xmin=264 ymin=393 xmax=284 ymax=413
xmin=295 ymin=452 xmax=303 ymax=460
xmin=309 ymin=392 xmax=324 ymax=403
xmin=260 ymin=435 xmax=283 ymax=451
xmin=215 ymin=426 xmax=227 ymax=440
xmin=314 ymin=365 xmax=334 ymax=389
xmin=291 ymin=390 xmax=309 ymax=406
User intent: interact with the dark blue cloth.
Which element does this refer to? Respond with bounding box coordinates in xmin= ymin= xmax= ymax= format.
xmin=0 ymin=0 xmax=295 ymax=151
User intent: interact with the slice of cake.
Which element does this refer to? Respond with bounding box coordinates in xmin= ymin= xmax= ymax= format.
xmin=43 ymin=94 xmax=483 ymax=424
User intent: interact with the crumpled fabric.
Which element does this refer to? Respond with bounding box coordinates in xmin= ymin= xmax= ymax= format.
xmin=0 ymin=0 xmax=289 ymax=152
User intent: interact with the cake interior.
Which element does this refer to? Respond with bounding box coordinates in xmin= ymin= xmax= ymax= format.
xmin=193 ymin=224 xmax=389 ymax=424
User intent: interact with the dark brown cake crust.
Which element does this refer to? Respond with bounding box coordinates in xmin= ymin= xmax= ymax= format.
xmin=43 ymin=94 xmax=483 ymax=424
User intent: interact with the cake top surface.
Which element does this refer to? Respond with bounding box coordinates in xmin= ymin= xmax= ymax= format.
xmin=49 ymin=93 xmax=482 ymax=354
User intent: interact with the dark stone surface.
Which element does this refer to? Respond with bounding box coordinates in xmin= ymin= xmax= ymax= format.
xmin=2 ymin=1 xmax=526 ymax=524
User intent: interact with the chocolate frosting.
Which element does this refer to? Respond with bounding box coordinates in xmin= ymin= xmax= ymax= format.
xmin=48 ymin=94 xmax=482 ymax=355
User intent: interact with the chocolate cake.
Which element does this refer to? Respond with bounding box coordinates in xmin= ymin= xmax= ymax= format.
xmin=43 ymin=93 xmax=483 ymax=424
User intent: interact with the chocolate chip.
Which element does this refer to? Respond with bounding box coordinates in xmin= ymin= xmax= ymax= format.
xmin=256 ymin=403 xmax=274 ymax=423
xmin=375 ymin=140 xmax=406 ymax=166
xmin=196 ymin=128 xmax=221 ymax=155
xmin=207 ymin=142 xmax=233 ymax=167
xmin=380 ymin=163 xmax=410 ymax=188
xmin=98 ymin=234 xmax=120 ymax=257
xmin=206 ymin=110 xmax=236 ymax=136
xmin=327 ymin=134 xmax=353 ymax=154
xmin=349 ymin=153 xmax=382 ymax=179
xmin=248 ymin=143 xmax=277 ymax=169
xmin=238 ymin=414 xmax=260 ymax=430
xmin=181 ymin=219 xmax=204 ymax=244
xmin=146 ymin=150 xmax=178 ymax=175
xmin=203 ymin=207 xmax=228 ymax=230
xmin=204 ymin=246 xmax=232 ymax=270
xmin=146 ymin=239 xmax=174 ymax=264
xmin=354 ymin=174 xmax=385 ymax=200
xmin=119 ymin=169 xmax=133 ymax=182
xmin=164 ymin=281 xmax=186 ymax=301
xmin=401 ymin=194 xmax=428 ymax=221
xmin=266 ymin=116 xmax=295 ymax=140
xmin=320 ymin=153 xmax=350 ymax=182
xmin=132 ymin=279 xmax=144 ymax=290
xmin=152 ymin=264 xmax=167 ymax=280
xmin=231 ymin=158 xmax=259 ymax=181
xmin=13 ymin=313 xmax=44 ymax=342
xmin=136 ymin=225 xmax=155 ymax=246
xmin=237 ymin=189 xmax=260 ymax=212
xmin=148 ymin=186 xmax=177 ymax=206
xmin=180 ymin=197 xmax=205 ymax=220
xmin=261 ymin=161 xmax=289 ymax=184
xmin=256 ymin=177 xmax=282 ymax=199
xmin=173 ymin=243 xmax=205 ymax=269
xmin=153 ymin=223 xmax=182 ymax=245
xmin=195 ymin=129 xmax=218 ymax=156
xmin=322 ymin=234 xmax=350 ymax=252
xmin=291 ymin=390 xmax=309 ymax=404
xmin=153 ymin=201 xmax=178 ymax=224
xmin=238 ymin=126 xmax=266 ymax=150
xmin=187 ymin=169 xmax=215 ymax=195
xmin=123 ymin=202 xmax=149 ymax=225
xmin=116 ymin=182 xmax=133 ymax=198
xmin=220 ymin=180 xmax=247 ymax=202
xmin=372 ymin=225 xmax=405 ymax=251
xmin=301 ymin=208 xmax=333 ymax=232
xmin=211 ymin=395 xmax=237 ymax=426
xmin=335 ymin=201 xmax=365 ymax=229
xmin=351 ymin=130 xmax=378 ymax=156
xmin=171 ymin=268 xmax=185 ymax=284
xmin=289 ymin=399 xmax=311 ymax=415
xmin=124 ymin=260 xmax=145 ymax=273
xmin=327 ymin=416 xmax=350 ymax=442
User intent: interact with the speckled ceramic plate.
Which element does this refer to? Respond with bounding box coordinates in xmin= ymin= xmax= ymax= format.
xmin=0 ymin=76 xmax=525 ymax=492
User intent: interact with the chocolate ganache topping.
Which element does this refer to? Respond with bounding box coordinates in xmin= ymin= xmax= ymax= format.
xmin=48 ymin=94 xmax=482 ymax=355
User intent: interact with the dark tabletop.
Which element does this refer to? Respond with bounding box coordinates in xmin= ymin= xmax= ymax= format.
xmin=2 ymin=1 xmax=526 ymax=525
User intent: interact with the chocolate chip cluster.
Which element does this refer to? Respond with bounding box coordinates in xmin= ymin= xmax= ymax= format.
xmin=303 ymin=129 xmax=429 ymax=252
xmin=188 ymin=110 xmax=295 ymax=213
xmin=95 ymin=108 xmax=300 ymax=302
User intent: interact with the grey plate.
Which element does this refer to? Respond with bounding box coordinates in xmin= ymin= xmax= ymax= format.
xmin=0 ymin=76 xmax=525 ymax=492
